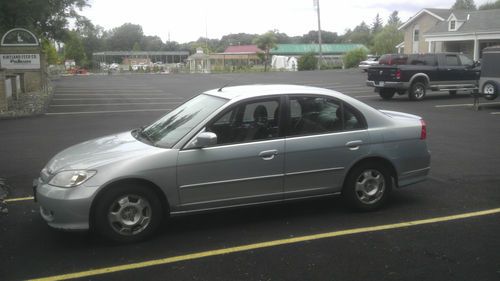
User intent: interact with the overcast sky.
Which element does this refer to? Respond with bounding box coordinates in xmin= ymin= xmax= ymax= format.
xmin=81 ymin=0 xmax=491 ymax=43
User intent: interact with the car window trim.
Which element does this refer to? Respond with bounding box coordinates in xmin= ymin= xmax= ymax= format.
xmin=283 ymin=94 xmax=367 ymax=137
xmin=181 ymin=95 xmax=286 ymax=150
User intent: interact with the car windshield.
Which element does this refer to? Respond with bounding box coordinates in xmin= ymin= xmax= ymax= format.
xmin=141 ymin=94 xmax=227 ymax=148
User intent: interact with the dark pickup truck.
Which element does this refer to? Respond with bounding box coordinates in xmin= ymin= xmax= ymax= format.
xmin=366 ymin=53 xmax=480 ymax=100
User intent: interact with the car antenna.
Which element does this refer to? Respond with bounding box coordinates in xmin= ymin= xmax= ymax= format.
xmin=218 ymin=82 xmax=231 ymax=92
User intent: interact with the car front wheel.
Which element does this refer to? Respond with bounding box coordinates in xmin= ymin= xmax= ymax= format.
xmin=342 ymin=163 xmax=392 ymax=211
xmin=94 ymin=183 xmax=163 ymax=243
xmin=483 ymin=82 xmax=498 ymax=100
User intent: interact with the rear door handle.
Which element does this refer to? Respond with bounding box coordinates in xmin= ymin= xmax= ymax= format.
xmin=346 ymin=140 xmax=363 ymax=150
xmin=259 ymin=150 xmax=278 ymax=160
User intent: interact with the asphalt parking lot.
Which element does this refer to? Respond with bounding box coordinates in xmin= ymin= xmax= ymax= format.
xmin=1 ymin=69 xmax=500 ymax=281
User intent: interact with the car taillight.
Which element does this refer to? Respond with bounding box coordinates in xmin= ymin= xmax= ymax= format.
xmin=395 ymin=69 xmax=401 ymax=80
xmin=420 ymin=119 xmax=427 ymax=140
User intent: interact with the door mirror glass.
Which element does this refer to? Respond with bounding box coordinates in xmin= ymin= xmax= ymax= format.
xmin=195 ymin=132 xmax=217 ymax=148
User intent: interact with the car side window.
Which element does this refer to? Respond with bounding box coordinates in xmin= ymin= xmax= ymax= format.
xmin=288 ymin=96 xmax=343 ymax=136
xmin=206 ymin=98 xmax=281 ymax=145
xmin=459 ymin=54 xmax=473 ymax=66
xmin=445 ymin=55 xmax=460 ymax=66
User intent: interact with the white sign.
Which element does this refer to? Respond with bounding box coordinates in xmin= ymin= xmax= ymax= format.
xmin=0 ymin=54 xmax=40 ymax=69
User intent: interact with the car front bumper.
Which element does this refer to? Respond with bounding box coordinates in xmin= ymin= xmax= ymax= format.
xmin=34 ymin=178 xmax=98 ymax=231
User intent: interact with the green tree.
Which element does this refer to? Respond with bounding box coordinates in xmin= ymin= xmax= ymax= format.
xmin=371 ymin=14 xmax=383 ymax=34
xmin=479 ymin=0 xmax=500 ymax=9
xmin=343 ymin=22 xmax=371 ymax=45
xmin=0 ymin=0 xmax=89 ymax=41
xmin=343 ymin=48 xmax=367 ymax=68
xmin=300 ymin=30 xmax=339 ymax=43
xmin=298 ymin=52 xmax=318 ymax=71
xmin=41 ymin=38 xmax=60 ymax=65
xmin=132 ymin=42 xmax=141 ymax=52
xmin=387 ymin=11 xmax=402 ymax=26
xmin=253 ymin=31 xmax=278 ymax=72
xmin=106 ymin=23 xmax=144 ymax=51
xmin=452 ymin=0 xmax=477 ymax=10
xmin=64 ymin=31 xmax=86 ymax=66
xmin=141 ymin=36 xmax=163 ymax=51
xmin=372 ymin=25 xmax=404 ymax=55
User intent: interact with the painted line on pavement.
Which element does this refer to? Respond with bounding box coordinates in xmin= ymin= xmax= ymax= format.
xmin=492 ymin=112 xmax=500 ymax=115
xmin=353 ymin=95 xmax=376 ymax=98
xmin=49 ymin=102 xmax=181 ymax=107
xmin=435 ymin=101 xmax=500 ymax=108
xmin=45 ymin=109 xmax=172 ymax=115
xmin=4 ymin=196 xmax=34 ymax=202
xmin=28 ymin=207 xmax=500 ymax=281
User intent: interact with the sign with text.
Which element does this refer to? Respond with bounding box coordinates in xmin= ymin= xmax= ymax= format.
xmin=0 ymin=54 xmax=40 ymax=69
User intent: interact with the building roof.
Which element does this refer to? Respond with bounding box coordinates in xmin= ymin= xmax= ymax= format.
xmin=270 ymin=44 xmax=368 ymax=55
xmin=399 ymin=8 xmax=450 ymax=30
xmin=224 ymin=45 xmax=262 ymax=54
xmin=427 ymin=9 xmax=500 ymax=35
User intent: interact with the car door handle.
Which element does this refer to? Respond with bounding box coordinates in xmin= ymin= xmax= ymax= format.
xmin=346 ymin=140 xmax=363 ymax=150
xmin=259 ymin=150 xmax=278 ymax=160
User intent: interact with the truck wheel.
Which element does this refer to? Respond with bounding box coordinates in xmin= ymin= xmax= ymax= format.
xmin=379 ymin=89 xmax=396 ymax=100
xmin=483 ymin=82 xmax=499 ymax=100
xmin=409 ymin=82 xmax=426 ymax=101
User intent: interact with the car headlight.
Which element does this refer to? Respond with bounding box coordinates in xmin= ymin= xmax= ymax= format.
xmin=48 ymin=170 xmax=97 ymax=188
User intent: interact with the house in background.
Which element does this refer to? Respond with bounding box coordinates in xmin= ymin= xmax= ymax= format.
xmin=398 ymin=8 xmax=500 ymax=60
xmin=209 ymin=45 xmax=263 ymax=71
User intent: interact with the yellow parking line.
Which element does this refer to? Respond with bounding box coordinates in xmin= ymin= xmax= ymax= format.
xmin=4 ymin=196 xmax=34 ymax=202
xmin=28 ymin=207 xmax=500 ymax=281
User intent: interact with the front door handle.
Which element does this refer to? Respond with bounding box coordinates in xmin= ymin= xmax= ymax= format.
xmin=259 ymin=150 xmax=278 ymax=160
xmin=346 ymin=140 xmax=363 ymax=150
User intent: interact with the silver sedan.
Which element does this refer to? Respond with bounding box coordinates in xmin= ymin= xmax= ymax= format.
xmin=34 ymin=84 xmax=431 ymax=242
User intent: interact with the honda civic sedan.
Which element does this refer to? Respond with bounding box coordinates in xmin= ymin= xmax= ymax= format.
xmin=34 ymin=84 xmax=431 ymax=242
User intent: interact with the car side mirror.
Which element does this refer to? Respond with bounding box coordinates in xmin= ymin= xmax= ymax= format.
xmin=195 ymin=132 xmax=217 ymax=148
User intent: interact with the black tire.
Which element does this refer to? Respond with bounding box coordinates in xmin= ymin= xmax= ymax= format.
xmin=342 ymin=162 xmax=392 ymax=211
xmin=94 ymin=183 xmax=163 ymax=243
xmin=396 ymin=90 xmax=406 ymax=96
xmin=379 ymin=89 xmax=396 ymax=100
xmin=483 ymin=82 xmax=499 ymax=100
xmin=449 ymin=90 xmax=457 ymax=95
xmin=409 ymin=81 xmax=427 ymax=101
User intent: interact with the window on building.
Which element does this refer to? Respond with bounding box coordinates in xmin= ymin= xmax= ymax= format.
xmin=450 ymin=20 xmax=456 ymax=31
xmin=413 ymin=28 xmax=420 ymax=42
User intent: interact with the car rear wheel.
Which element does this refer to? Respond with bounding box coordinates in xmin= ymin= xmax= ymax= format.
xmin=94 ymin=184 xmax=163 ymax=243
xmin=483 ymin=82 xmax=499 ymax=100
xmin=379 ymin=89 xmax=396 ymax=100
xmin=409 ymin=82 xmax=426 ymax=101
xmin=342 ymin=163 xmax=392 ymax=211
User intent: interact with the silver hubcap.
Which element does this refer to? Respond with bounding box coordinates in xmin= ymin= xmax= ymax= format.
xmin=414 ymin=86 xmax=425 ymax=99
xmin=108 ymin=194 xmax=151 ymax=236
xmin=355 ymin=169 xmax=385 ymax=205
xmin=484 ymin=84 xmax=495 ymax=95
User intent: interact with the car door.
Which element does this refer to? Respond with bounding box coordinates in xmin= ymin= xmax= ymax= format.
xmin=283 ymin=95 xmax=370 ymax=198
xmin=438 ymin=54 xmax=464 ymax=85
xmin=458 ymin=54 xmax=480 ymax=84
xmin=176 ymin=97 xmax=285 ymax=210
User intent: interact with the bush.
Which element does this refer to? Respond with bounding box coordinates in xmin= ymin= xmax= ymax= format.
xmin=298 ymin=52 xmax=318 ymax=71
xmin=343 ymin=48 xmax=368 ymax=69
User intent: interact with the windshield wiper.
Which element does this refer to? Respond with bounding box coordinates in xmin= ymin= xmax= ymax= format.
xmin=135 ymin=126 xmax=155 ymax=146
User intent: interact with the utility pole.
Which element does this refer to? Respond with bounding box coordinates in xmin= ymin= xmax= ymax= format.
xmin=314 ymin=0 xmax=323 ymax=70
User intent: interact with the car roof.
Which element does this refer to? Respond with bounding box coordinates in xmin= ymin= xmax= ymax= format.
xmin=205 ymin=84 xmax=346 ymax=101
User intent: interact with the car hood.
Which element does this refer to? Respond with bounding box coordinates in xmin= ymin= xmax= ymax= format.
xmin=46 ymin=131 xmax=160 ymax=173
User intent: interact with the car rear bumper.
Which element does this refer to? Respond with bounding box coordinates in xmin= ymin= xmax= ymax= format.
xmin=34 ymin=178 xmax=97 ymax=231
xmin=366 ymin=80 xmax=408 ymax=89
